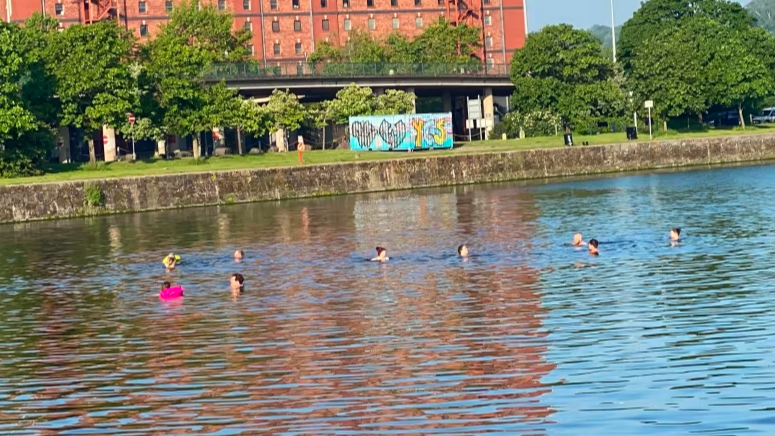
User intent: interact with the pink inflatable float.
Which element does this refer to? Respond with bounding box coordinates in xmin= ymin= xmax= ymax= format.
xmin=159 ymin=285 xmax=184 ymax=300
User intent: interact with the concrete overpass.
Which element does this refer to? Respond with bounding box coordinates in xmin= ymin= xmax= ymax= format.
xmin=203 ymin=62 xmax=515 ymax=100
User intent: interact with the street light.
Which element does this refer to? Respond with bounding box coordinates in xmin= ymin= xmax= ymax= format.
xmin=610 ymin=0 xmax=617 ymax=63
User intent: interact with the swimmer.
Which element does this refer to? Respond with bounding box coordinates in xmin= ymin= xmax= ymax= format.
xmin=162 ymin=281 xmax=171 ymax=291
xmin=458 ymin=244 xmax=469 ymax=258
xmin=230 ymin=273 xmax=245 ymax=293
xmin=670 ymin=228 xmax=681 ymax=242
xmin=371 ymin=247 xmax=389 ymax=262
xmin=234 ymin=250 xmax=244 ymax=261
xmin=163 ymin=253 xmax=180 ymax=269
xmin=572 ymin=233 xmax=585 ymax=246
xmin=159 ymin=281 xmax=184 ymax=299
xmin=588 ymin=239 xmax=599 ymax=256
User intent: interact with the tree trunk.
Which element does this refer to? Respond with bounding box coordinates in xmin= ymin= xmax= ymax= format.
xmin=88 ymin=138 xmax=96 ymax=164
xmin=663 ymin=120 xmax=668 ymax=132
xmin=193 ymin=136 xmax=201 ymax=158
xmin=237 ymin=127 xmax=243 ymax=155
xmin=739 ymin=103 xmax=746 ymax=129
xmin=698 ymin=113 xmax=704 ymax=125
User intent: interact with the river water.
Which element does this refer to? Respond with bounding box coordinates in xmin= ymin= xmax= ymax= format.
xmin=2 ymin=164 xmax=775 ymax=435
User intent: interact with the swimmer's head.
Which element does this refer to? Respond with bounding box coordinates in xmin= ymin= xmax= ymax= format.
xmin=230 ymin=273 xmax=244 ymax=291
xmin=458 ymin=244 xmax=469 ymax=257
xmin=573 ymin=233 xmax=583 ymax=246
xmin=234 ymin=250 xmax=244 ymax=260
xmin=162 ymin=281 xmax=171 ymax=290
xmin=376 ymin=246 xmax=387 ymax=259
xmin=670 ymin=228 xmax=681 ymax=241
xmin=588 ymin=239 xmax=599 ymax=255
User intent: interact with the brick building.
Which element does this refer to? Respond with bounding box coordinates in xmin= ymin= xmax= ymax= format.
xmin=1 ymin=0 xmax=525 ymax=65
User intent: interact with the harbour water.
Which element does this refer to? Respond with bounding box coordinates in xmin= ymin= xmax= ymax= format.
xmin=2 ymin=164 xmax=775 ymax=435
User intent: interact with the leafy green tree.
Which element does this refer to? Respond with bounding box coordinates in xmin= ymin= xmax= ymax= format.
xmin=375 ymin=89 xmax=416 ymax=115
xmin=142 ymin=0 xmax=251 ymax=158
xmin=235 ymin=100 xmax=272 ymax=154
xmin=0 ymin=22 xmax=53 ymax=176
xmin=412 ymin=18 xmax=482 ymax=64
xmin=324 ymin=84 xmax=376 ymax=125
xmin=266 ymin=89 xmax=307 ymax=151
xmin=509 ymin=24 xmax=623 ymax=127
xmin=45 ymin=20 xmax=137 ymax=163
xmin=619 ymin=0 xmax=754 ymax=70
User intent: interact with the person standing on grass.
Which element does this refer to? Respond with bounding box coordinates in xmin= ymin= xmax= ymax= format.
xmin=298 ymin=136 xmax=305 ymax=165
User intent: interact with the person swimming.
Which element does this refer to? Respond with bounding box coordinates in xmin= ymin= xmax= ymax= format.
xmin=162 ymin=253 xmax=180 ymax=269
xmin=230 ymin=273 xmax=245 ymax=293
xmin=670 ymin=228 xmax=681 ymax=242
xmin=159 ymin=281 xmax=184 ymax=299
xmin=371 ymin=247 xmax=389 ymax=262
xmin=234 ymin=250 xmax=244 ymax=261
xmin=572 ymin=233 xmax=585 ymax=246
xmin=458 ymin=244 xmax=469 ymax=258
xmin=588 ymin=239 xmax=600 ymax=256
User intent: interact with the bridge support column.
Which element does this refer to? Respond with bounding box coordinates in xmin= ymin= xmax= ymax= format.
xmin=442 ymin=91 xmax=452 ymax=113
xmin=57 ymin=126 xmax=71 ymax=164
xmin=274 ymin=129 xmax=288 ymax=152
xmin=483 ymin=88 xmax=494 ymax=140
xmin=103 ymin=125 xmax=117 ymax=162
xmin=373 ymin=87 xmax=385 ymax=96
xmin=406 ymin=87 xmax=416 ymax=113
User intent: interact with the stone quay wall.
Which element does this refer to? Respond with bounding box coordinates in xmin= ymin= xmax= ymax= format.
xmin=2 ymin=133 xmax=775 ymax=223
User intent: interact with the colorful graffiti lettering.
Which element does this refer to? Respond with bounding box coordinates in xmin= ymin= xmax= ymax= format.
xmin=349 ymin=113 xmax=453 ymax=152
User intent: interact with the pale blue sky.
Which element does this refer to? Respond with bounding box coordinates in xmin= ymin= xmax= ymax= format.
xmin=527 ymin=0 xmax=753 ymax=32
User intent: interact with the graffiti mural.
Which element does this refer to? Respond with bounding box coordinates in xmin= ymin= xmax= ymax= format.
xmin=349 ymin=113 xmax=454 ymax=151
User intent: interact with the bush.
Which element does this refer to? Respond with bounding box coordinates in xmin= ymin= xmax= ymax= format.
xmin=490 ymin=111 xmax=562 ymax=139
xmin=0 ymin=130 xmax=54 ymax=178
xmin=83 ymin=182 xmax=104 ymax=207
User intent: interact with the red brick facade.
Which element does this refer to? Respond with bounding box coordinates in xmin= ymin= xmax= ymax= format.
xmin=3 ymin=0 xmax=524 ymax=64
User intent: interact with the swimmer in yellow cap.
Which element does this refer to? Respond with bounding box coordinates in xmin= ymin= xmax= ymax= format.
xmin=163 ymin=253 xmax=180 ymax=270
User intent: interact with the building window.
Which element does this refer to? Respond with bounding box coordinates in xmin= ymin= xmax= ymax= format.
xmin=391 ymin=0 xmax=397 ymax=5
xmin=368 ymin=18 xmax=375 ymax=30
xmin=322 ymin=19 xmax=329 ymax=30
xmin=485 ymin=36 xmax=493 ymax=47
xmin=272 ymin=21 xmax=280 ymax=32
xmin=218 ymin=0 xmax=226 ymax=9
xmin=344 ymin=18 xmax=351 ymax=30
xmin=270 ymin=0 xmax=277 ymax=9
xmin=415 ymin=16 xmax=422 ymax=28
xmin=243 ymin=0 xmax=251 ymax=10
xmin=55 ymin=3 xmax=64 ymax=15
xmin=294 ymin=19 xmax=301 ymax=31
xmin=414 ymin=0 xmax=421 ymax=5
xmin=139 ymin=1 xmax=146 ymax=13
xmin=343 ymin=0 xmax=349 ymax=7
xmin=486 ymin=58 xmax=494 ymax=69
xmin=165 ymin=0 xmax=173 ymax=11
xmin=392 ymin=18 xmax=399 ymax=29
xmin=321 ymin=0 xmax=327 ymax=6
xmin=484 ymin=15 xmax=491 ymax=26
xmin=295 ymin=42 xmax=302 ymax=54
xmin=273 ymin=43 xmax=281 ymax=55
xmin=139 ymin=24 xmax=148 ymax=36
xmin=292 ymin=0 xmax=300 ymax=8
xmin=483 ymin=0 xmax=490 ymax=4
xmin=244 ymin=21 xmax=252 ymax=31
xmin=437 ymin=0 xmax=443 ymax=4
xmin=367 ymin=0 xmax=374 ymax=6
xmin=248 ymin=44 xmax=254 ymax=55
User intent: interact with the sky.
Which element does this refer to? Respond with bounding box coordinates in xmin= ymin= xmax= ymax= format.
xmin=527 ymin=0 xmax=753 ymax=32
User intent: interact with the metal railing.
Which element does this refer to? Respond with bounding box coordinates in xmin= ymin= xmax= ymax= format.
xmin=204 ymin=62 xmax=511 ymax=80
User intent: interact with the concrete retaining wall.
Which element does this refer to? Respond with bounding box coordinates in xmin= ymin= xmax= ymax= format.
xmin=3 ymin=133 xmax=775 ymax=223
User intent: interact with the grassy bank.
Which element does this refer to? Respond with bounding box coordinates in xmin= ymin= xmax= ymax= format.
xmin=3 ymin=126 xmax=774 ymax=186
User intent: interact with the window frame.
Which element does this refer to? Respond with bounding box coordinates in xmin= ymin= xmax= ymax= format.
xmin=273 ymin=43 xmax=281 ymax=55
xmin=272 ymin=21 xmax=280 ymax=32
xmin=55 ymin=3 xmax=64 ymax=15
xmin=322 ymin=19 xmax=330 ymax=31
xmin=293 ymin=19 xmax=302 ymax=31
xmin=138 ymin=1 xmax=147 ymax=13
xmin=368 ymin=18 xmax=376 ymax=30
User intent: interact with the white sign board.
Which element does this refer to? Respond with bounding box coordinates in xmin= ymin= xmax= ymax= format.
xmin=467 ymin=98 xmax=482 ymax=120
xmin=466 ymin=119 xmax=475 ymax=129
xmin=644 ymin=100 xmax=654 ymax=109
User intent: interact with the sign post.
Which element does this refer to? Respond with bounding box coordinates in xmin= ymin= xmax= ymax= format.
xmin=644 ymin=101 xmax=654 ymax=141
xmin=127 ymin=113 xmax=136 ymax=160
xmin=467 ymin=96 xmax=483 ymax=142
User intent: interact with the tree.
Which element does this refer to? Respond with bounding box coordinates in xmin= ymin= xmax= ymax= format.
xmin=705 ymin=25 xmax=775 ymax=128
xmin=375 ymin=89 xmax=416 ymax=115
xmin=411 ymin=18 xmax=482 ymax=63
xmin=509 ymin=25 xmax=623 ymax=127
xmin=619 ymin=0 xmax=754 ymax=70
xmin=45 ymin=20 xmax=137 ymax=164
xmin=143 ymin=0 xmax=251 ymax=158
xmin=325 ymin=84 xmax=377 ymax=125
xmin=266 ymin=89 xmax=307 ymax=151
xmin=235 ymin=100 xmax=272 ymax=154
xmin=0 ymin=22 xmax=53 ymax=177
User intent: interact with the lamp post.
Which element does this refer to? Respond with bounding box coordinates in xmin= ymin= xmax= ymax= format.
xmin=610 ymin=0 xmax=617 ymax=63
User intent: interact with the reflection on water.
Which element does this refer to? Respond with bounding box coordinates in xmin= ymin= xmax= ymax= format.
xmin=2 ymin=164 xmax=775 ymax=434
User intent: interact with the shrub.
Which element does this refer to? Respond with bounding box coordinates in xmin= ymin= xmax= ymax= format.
xmin=83 ymin=183 xmax=104 ymax=207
